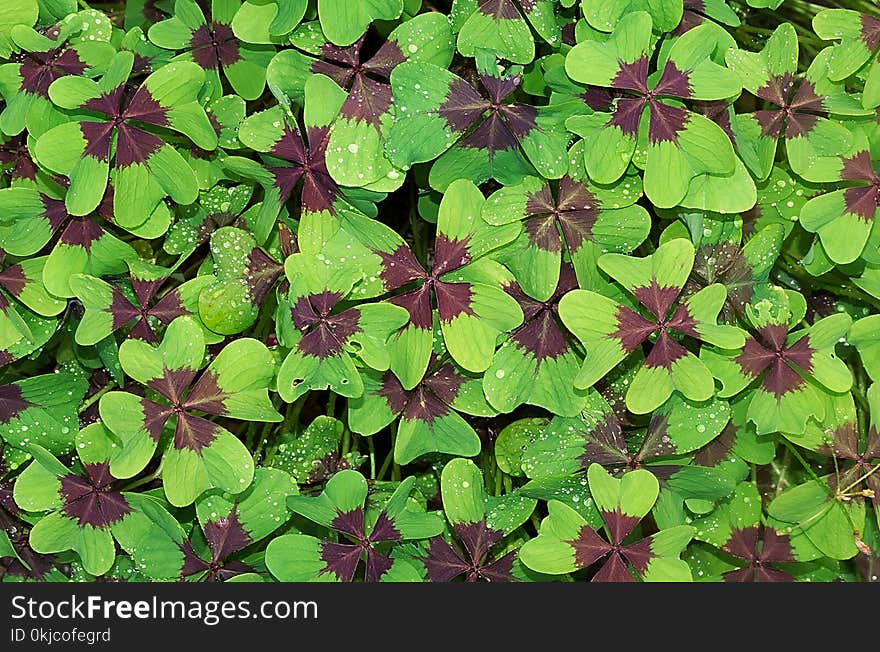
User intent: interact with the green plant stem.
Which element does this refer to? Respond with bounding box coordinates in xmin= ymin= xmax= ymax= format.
xmin=288 ymin=395 xmax=306 ymax=431
xmin=774 ymin=446 xmax=791 ymax=496
xmin=839 ymin=462 xmax=880 ymax=496
xmin=368 ymin=436 xmax=376 ymax=480
xmin=854 ymin=362 xmax=870 ymax=441
xmin=251 ymin=420 xmax=276 ymax=464
xmin=263 ymin=396 xmax=305 ymax=467
xmin=782 ymin=439 xmax=823 ymax=485
xmin=326 ymin=392 xmax=336 ymax=417
xmin=408 ymin=181 xmax=427 ymax=267
xmin=376 ymin=422 xmax=398 ymax=480
xmin=78 ymin=382 xmax=116 ymax=413
xmin=244 ymin=422 xmax=258 ymax=451
xmin=253 ymin=299 xmax=275 ymax=340
xmin=376 ymin=445 xmax=394 ymax=481
xmin=777 ymin=255 xmax=880 ymax=312
xmin=120 ymin=464 xmax=162 ymax=491
xmin=341 ymin=425 xmax=351 ymax=456
xmin=529 ymin=512 xmax=542 ymax=534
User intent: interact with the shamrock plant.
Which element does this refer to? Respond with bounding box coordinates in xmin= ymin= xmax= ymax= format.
xmin=349 ymin=355 xmax=495 ymax=464
xmin=2 ymin=0 xmax=880 ymax=586
xmin=702 ymin=288 xmax=852 ymax=435
xmin=520 ymin=464 xmax=695 ymax=581
xmin=70 ymin=259 xmax=210 ymax=345
xmin=482 ymin=170 xmax=651 ymax=297
xmin=725 ymin=23 xmax=868 ymax=183
xmin=800 ymin=144 xmax=880 ymax=265
xmin=98 ymin=316 xmax=280 ymax=506
xmin=387 ymin=56 xmax=570 ymax=190
xmin=33 ymin=51 xmax=217 ymax=229
xmin=148 ymin=0 xmax=274 ymax=101
xmin=226 ymin=73 xmax=408 ymax=248
xmin=559 ymin=238 xmax=745 ymax=414
xmin=374 ymin=178 xmax=523 ymax=388
xmin=482 ymin=266 xmax=588 ymax=416
xmin=682 ymin=219 xmax=785 ymax=322
xmin=275 ymin=232 xmax=409 ymax=402
xmin=265 ymin=470 xmax=442 ymax=581
xmin=565 ymin=14 xmax=749 ymax=210
xmin=450 ymin=0 xmax=561 ymax=64
xmin=171 ymin=468 xmax=296 ymax=581
xmin=413 ymin=458 xmax=536 ymax=582
xmin=0 ymin=185 xmax=138 ymax=298
xmin=0 ymin=15 xmax=115 ymax=137
xmin=12 ymin=426 xmax=180 ymax=576
xmin=266 ymin=15 xmax=453 ymax=190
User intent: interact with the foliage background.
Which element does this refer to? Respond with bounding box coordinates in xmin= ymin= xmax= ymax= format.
xmin=0 ymin=0 xmax=878 ymax=582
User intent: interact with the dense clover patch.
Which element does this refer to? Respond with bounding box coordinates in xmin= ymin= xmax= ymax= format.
xmin=1 ymin=0 xmax=880 ymax=585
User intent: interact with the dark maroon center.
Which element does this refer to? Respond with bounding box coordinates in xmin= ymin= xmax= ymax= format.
xmin=0 ymin=136 xmax=38 ymax=181
xmin=607 ymin=58 xmax=693 ymax=143
xmin=19 ymin=47 xmax=87 ymax=97
xmin=291 ymin=291 xmax=361 ymax=359
xmin=190 ymin=22 xmax=241 ymax=69
xmin=754 ymin=75 xmax=825 ymax=139
xmin=59 ymin=463 xmax=131 ymax=528
xmin=735 ymin=324 xmax=814 ymax=397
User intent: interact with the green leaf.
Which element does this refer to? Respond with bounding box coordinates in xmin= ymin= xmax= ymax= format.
xmin=440 ymin=457 xmax=485 ymax=526
xmin=588 ymin=463 xmax=658 ymax=520
xmin=273 ymin=416 xmax=344 ymax=483
xmin=0 ymin=374 xmax=88 ymax=460
xmin=768 ymin=478 xmax=864 ymax=560
xmin=30 ymin=511 xmax=116 ymax=576
xmin=457 ymin=0 xmax=535 ymax=64
xmin=494 ymin=418 xmax=545 ymax=477
xmin=318 ymin=0 xmax=403 ymax=46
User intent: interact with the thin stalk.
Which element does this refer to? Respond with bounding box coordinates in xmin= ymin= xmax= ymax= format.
xmin=263 ymin=395 xmax=306 ymax=467
xmin=120 ymin=463 xmax=163 ymax=491
xmin=377 ymin=422 xmax=398 ymax=480
xmin=839 ymin=462 xmax=880 ymax=497
xmin=326 ymin=392 xmax=336 ymax=417
xmin=782 ymin=439 xmax=823 ymax=484
xmin=78 ymin=382 xmax=116 ymax=413
xmin=341 ymin=425 xmax=351 ymax=456
xmin=774 ymin=446 xmax=791 ymax=496
xmin=244 ymin=422 xmax=259 ymax=450
xmin=251 ymin=420 xmax=276 ymax=465
xmin=377 ymin=445 xmax=394 ymax=481
xmin=529 ymin=512 xmax=542 ymax=534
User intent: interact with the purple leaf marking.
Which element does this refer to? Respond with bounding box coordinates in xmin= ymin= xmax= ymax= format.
xmin=190 ymin=22 xmax=241 ymax=70
xmin=59 ymin=462 xmax=131 ymax=528
xmin=736 ymin=324 xmax=813 ymax=397
xmin=0 ymin=384 xmax=34 ymax=425
xmin=291 ymin=292 xmax=361 ymax=359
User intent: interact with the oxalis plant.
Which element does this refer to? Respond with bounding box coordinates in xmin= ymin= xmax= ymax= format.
xmin=3 ymin=0 xmax=880 ymax=585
